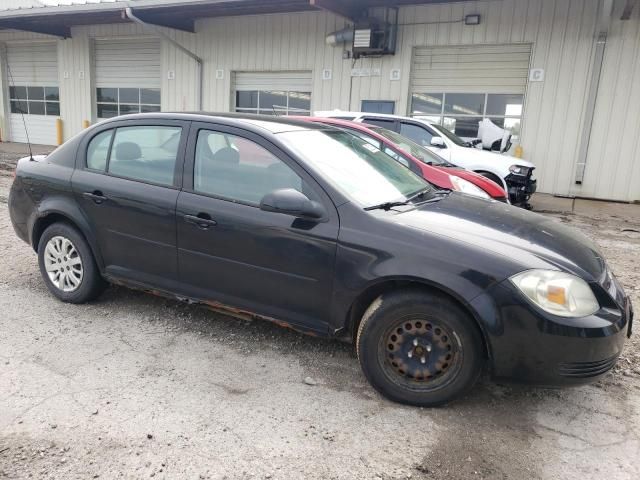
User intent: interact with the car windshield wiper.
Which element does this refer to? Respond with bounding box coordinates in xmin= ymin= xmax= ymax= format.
xmin=405 ymin=187 xmax=433 ymax=203
xmin=364 ymin=200 xmax=409 ymax=211
xmin=364 ymin=187 xmax=434 ymax=211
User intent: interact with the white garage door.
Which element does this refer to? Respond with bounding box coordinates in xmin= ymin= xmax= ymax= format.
xmin=94 ymin=38 xmax=161 ymax=119
xmin=409 ymin=44 xmax=532 ymax=140
xmin=234 ymin=71 xmax=312 ymax=115
xmin=6 ymin=42 xmax=60 ymax=145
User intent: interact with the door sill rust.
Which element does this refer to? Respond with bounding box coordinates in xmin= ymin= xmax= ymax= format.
xmin=105 ymin=275 xmax=322 ymax=337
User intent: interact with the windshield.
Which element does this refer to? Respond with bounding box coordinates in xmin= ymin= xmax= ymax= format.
xmin=369 ymin=126 xmax=453 ymax=167
xmin=277 ymin=129 xmax=433 ymax=208
xmin=430 ymin=124 xmax=468 ymax=147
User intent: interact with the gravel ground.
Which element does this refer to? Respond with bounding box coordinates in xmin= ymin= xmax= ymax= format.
xmin=0 ymin=146 xmax=639 ymax=480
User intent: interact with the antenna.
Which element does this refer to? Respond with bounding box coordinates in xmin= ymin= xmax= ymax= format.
xmin=5 ymin=58 xmax=34 ymax=161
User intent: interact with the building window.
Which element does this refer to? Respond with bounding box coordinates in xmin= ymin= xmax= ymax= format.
xmin=9 ymin=86 xmax=60 ymax=116
xmin=96 ymin=87 xmax=161 ymax=119
xmin=410 ymin=92 xmax=523 ymax=141
xmin=235 ymin=90 xmax=311 ymax=115
xmin=361 ymin=100 xmax=395 ymax=114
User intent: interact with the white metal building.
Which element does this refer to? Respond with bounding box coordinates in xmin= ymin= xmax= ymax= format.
xmin=0 ymin=0 xmax=638 ymax=202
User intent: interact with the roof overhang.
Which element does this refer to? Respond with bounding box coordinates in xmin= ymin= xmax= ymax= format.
xmin=0 ymin=0 xmax=468 ymax=38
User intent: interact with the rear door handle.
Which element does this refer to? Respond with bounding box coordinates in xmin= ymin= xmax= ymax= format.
xmin=83 ymin=191 xmax=107 ymax=204
xmin=184 ymin=214 xmax=217 ymax=230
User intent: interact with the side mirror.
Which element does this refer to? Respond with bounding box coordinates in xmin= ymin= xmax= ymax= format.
xmin=430 ymin=137 xmax=445 ymax=148
xmin=260 ymin=188 xmax=325 ymax=219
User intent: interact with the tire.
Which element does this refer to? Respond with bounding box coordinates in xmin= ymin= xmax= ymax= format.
xmin=37 ymin=222 xmax=106 ymax=303
xmin=477 ymin=171 xmax=504 ymax=189
xmin=356 ymin=290 xmax=483 ymax=407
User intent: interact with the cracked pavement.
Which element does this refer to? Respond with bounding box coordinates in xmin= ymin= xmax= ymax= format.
xmin=1 ymin=146 xmax=639 ymax=479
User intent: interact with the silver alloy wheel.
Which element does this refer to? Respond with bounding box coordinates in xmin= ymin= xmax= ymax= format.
xmin=44 ymin=235 xmax=84 ymax=292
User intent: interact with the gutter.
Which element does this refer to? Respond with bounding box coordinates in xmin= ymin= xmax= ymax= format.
xmin=574 ymin=0 xmax=613 ymax=184
xmin=123 ymin=7 xmax=203 ymax=111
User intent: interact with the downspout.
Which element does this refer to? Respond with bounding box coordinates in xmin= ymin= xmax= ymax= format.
xmin=574 ymin=0 xmax=613 ymax=184
xmin=124 ymin=7 xmax=203 ymax=111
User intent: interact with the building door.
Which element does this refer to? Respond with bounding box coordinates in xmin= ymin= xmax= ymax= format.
xmin=93 ymin=38 xmax=161 ymax=121
xmin=409 ymin=44 xmax=531 ymax=145
xmin=233 ymin=71 xmax=312 ymax=115
xmin=5 ymin=42 xmax=60 ymax=145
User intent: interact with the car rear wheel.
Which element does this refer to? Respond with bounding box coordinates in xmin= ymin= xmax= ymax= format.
xmin=356 ymin=290 xmax=483 ymax=407
xmin=37 ymin=223 xmax=106 ymax=303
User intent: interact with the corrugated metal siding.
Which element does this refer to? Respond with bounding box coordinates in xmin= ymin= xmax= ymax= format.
xmin=58 ymin=32 xmax=92 ymax=138
xmin=94 ymin=38 xmax=160 ymax=88
xmin=0 ymin=1 xmax=638 ymax=200
xmin=577 ymin=1 xmax=640 ymax=202
xmin=411 ymin=44 xmax=532 ymax=94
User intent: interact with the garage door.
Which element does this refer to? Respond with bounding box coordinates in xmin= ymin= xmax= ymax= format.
xmin=94 ymin=38 xmax=161 ymax=119
xmin=233 ymin=71 xmax=312 ymax=115
xmin=6 ymin=42 xmax=59 ymax=145
xmin=409 ymin=44 xmax=532 ymax=139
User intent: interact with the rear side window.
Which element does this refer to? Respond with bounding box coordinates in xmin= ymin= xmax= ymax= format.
xmin=86 ymin=130 xmax=113 ymax=171
xmin=86 ymin=126 xmax=182 ymax=186
xmin=362 ymin=117 xmax=396 ymax=130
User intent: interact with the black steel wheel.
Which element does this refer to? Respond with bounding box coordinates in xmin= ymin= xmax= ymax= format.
xmin=357 ymin=289 xmax=483 ymax=407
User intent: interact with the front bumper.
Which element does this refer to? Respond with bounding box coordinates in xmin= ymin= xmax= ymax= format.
xmin=505 ymin=172 xmax=537 ymax=207
xmin=471 ymin=278 xmax=632 ymax=386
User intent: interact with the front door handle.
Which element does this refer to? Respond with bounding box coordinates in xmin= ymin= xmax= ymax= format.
xmin=83 ymin=190 xmax=107 ymax=204
xmin=184 ymin=214 xmax=217 ymax=230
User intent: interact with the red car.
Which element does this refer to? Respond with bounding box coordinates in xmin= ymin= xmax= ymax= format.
xmin=291 ymin=117 xmax=508 ymax=202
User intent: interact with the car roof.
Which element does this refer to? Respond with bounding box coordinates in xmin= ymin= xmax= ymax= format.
xmin=314 ymin=110 xmax=435 ymax=125
xmin=95 ymin=112 xmax=334 ymax=134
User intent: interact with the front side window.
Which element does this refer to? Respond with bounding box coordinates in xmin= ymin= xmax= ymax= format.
xmin=86 ymin=126 xmax=181 ymax=186
xmin=194 ymin=130 xmax=308 ymax=205
xmin=400 ymin=122 xmax=434 ymax=148
xmin=371 ymin=126 xmax=448 ymax=166
xmin=96 ymin=88 xmax=161 ymax=119
xmin=235 ymin=90 xmax=311 ymax=115
xmin=10 ymin=86 xmax=60 ymax=116
xmin=278 ymin=130 xmax=431 ymax=208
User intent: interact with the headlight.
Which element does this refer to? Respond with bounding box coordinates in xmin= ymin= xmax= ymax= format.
xmin=510 ymin=270 xmax=599 ymax=317
xmin=449 ymin=176 xmax=490 ymax=199
xmin=509 ymin=165 xmax=530 ymax=175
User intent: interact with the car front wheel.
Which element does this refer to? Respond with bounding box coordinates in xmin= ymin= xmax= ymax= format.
xmin=356 ymin=290 xmax=483 ymax=407
xmin=37 ymin=222 xmax=106 ymax=303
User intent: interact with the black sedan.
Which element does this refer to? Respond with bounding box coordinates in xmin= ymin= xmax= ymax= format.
xmin=8 ymin=113 xmax=633 ymax=406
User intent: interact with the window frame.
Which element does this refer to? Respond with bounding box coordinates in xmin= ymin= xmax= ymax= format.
xmin=183 ymin=121 xmax=331 ymax=213
xmin=410 ymin=92 xmax=524 ymax=140
xmin=77 ymin=119 xmax=190 ymax=190
xmin=96 ymin=87 xmax=162 ymax=119
xmin=234 ymin=90 xmax=312 ymax=116
xmin=9 ymin=85 xmax=60 ymax=116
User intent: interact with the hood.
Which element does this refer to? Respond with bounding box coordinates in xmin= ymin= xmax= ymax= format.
xmin=454 ymin=146 xmax=535 ymax=171
xmin=391 ymin=193 xmax=605 ymax=280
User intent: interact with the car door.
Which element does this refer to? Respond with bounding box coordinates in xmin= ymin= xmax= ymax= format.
xmin=175 ymin=122 xmax=339 ymax=333
xmin=72 ymin=120 xmax=188 ymax=289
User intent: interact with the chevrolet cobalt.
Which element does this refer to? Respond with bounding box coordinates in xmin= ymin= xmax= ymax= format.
xmin=9 ymin=114 xmax=633 ymax=406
